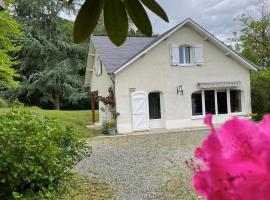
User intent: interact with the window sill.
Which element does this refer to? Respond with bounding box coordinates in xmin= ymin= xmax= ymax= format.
xmin=172 ymin=64 xmax=201 ymax=67
xmin=179 ymin=64 xmax=195 ymax=67
xmin=191 ymin=112 xmax=248 ymax=120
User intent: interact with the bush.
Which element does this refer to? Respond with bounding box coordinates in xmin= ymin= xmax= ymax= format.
xmin=0 ymin=97 xmax=8 ymax=108
xmin=251 ymin=69 xmax=270 ymax=120
xmin=0 ymin=107 xmax=91 ymax=199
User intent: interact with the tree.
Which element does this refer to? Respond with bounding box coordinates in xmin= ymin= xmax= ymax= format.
xmin=8 ymin=0 xmax=89 ymax=110
xmin=236 ymin=0 xmax=270 ymax=69
xmin=234 ymin=0 xmax=270 ymax=118
xmin=0 ymin=0 xmax=22 ymax=89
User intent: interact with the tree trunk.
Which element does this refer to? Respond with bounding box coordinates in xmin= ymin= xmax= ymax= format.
xmin=53 ymin=91 xmax=60 ymax=110
xmin=53 ymin=78 xmax=61 ymax=110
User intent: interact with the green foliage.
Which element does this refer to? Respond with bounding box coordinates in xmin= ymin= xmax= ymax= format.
xmin=251 ymin=69 xmax=270 ymax=120
xmin=0 ymin=0 xmax=22 ymax=88
xmin=235 ymin=1 xmax=270 ymax=68
xmin=55 ymin=175 xmax=115 ymax=200
xmin=73 ymin=0 xmax=104 ymax=43
xmin=0 ymin=97 xmax=7 ymax=108
xmin=104 ymin=0 xmax=128 ymax=46
xmin=0 ymin=107 xmax=91 ymax=198
xmin=73 ymin=0 xmax=168 ymax=45
xmin=7 ymin=0 xmax=90 ymax=110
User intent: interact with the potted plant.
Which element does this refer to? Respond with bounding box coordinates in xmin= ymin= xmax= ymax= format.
xmin=101 ymin=120 xmax=117 ymax=135
xmin=107 ymin=120 xmax=117 ymax=135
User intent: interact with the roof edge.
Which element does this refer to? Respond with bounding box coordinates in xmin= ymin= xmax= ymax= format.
xmin=114 ymin=18 xmax=259 ymax=74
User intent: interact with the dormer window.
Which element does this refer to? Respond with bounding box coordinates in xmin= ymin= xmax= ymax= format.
xmin=179 ymin=45 xmax=191 ymax=64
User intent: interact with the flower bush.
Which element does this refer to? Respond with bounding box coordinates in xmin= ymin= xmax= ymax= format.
xmin=193 ymin=114 xmax=270 ymax=200
xmin=0 ymin=107 xmax=91 ymax=198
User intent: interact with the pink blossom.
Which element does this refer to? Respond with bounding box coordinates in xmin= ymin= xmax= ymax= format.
xmin=193 ymin=114 xmax=270 ymax=200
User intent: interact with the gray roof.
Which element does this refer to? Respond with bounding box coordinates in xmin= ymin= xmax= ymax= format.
xmin=92 ymin=36 xmax=156 ymax=73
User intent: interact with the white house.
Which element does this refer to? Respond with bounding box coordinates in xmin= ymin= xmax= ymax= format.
xmin=84 ymin=18 xmax=258 ymax=134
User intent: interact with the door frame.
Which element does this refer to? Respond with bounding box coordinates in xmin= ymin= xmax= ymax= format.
xmin=148 ymin=91 xmax=165 ymax=129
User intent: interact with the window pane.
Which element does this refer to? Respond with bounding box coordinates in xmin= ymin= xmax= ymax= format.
xmin=205 ymin=90 xmax=215 ymax=114
xmin=185 ymin=47 xmax=191 ymax=63
xmin=179 ymin=46 xmax=184 ymax=64
xmin=217 ymin=91 xmax=228 ymax=114
xmin=192 ymin=92 xmax=202 ymax=116
xmin=230 ymin=90 xmax=242 ymax=112
xmin=148 ymin=93 xmax=161 ymax=119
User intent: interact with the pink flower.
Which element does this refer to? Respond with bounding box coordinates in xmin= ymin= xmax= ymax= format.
xmin=193 ymin=114 xmax=270 ymax=200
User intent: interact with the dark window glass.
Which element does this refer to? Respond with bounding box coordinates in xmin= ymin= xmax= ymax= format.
xmin=192 ymin=92 xmax=203 ymax=116
xmin=148 ymin=93 xmax=161 ymax=119
xmin=179 ymin=46 xmax=184 ymax=64
xmin=179 ymin=46 xmax=191 ymax=64
xmin=217 ymin=91 xmax=228 ymax=114
xmin=185 ymin=47 xmax=191 ymax=63
xmin=230 ymin=90 xmax=242 ymax=112
xmin=205 ymin=90 xmax=216 ymax=114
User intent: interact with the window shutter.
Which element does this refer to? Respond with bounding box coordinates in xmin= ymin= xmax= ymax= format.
xmin=194 ymin=44 xmax=204 ymax=65
xmin=170 ymin=44 xmax=179 ymax=66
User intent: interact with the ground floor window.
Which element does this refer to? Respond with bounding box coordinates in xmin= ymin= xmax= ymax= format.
xmin=191 ymin=92 xmax=203 ymax=116
xmin=191 ymin=89 xmax=242 ymax=116
xmin=230 ymin=90 xmax=242 ymax=112
xmin=217 ymin=90 xmax=228 ymax=114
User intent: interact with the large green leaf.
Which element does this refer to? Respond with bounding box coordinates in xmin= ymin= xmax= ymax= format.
xmin=73 ymin=0 xmax=104 ymax=43
xmin=104 ymin=0 xmax=128 ymax=46
xmin=140 ymin=0 xmax=169 ymax=22
xmin=123 ymin=0 xmax=152 ymax=36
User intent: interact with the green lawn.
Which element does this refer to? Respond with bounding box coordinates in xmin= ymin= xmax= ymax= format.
xmin=0 ymin=107 xmax=99 ymax=138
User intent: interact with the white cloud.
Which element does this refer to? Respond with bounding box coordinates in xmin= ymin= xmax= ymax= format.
xmin=150 ymin=0 xmax=258 ymax=43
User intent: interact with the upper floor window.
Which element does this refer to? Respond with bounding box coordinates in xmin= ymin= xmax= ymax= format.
xmin=179 ymin=46 xmax=191 ymax=64
xmin=171 ymin=44 xmax=204 ymax=66
xmin=95 ymin=58 xmax=102 ymax=76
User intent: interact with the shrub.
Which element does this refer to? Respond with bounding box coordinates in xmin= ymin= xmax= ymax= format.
xmin=0 ymin=97 xmax=8 ymax=108
xmin=0 ymin=107 xmax=91 ymax=199
xmin=251 ymin=69 xmax=270 ymax=120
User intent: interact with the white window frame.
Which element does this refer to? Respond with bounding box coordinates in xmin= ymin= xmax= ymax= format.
xmin=191 ymin=89 xmax=243 ymax=119
xmin=179 ymin=45 xmax=193 ymax=66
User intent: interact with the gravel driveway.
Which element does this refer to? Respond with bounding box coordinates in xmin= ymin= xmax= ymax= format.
xmin=75 ymin=130 xmax=208 ymax=200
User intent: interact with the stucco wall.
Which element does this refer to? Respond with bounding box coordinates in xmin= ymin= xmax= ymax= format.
xmin=87 ymin=44 xmax=113 ymax=124
xmin=115 ymin=25 xmax=251 ymax=133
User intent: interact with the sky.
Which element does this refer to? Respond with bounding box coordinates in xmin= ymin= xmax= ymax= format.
xmin=64 ymin=0 xmax=263 ymax=44
xmin=147 ymin=0 xmax=259 ymax=43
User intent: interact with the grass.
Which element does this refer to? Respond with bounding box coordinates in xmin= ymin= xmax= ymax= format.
xmin=30 ymin=108 xmax=99 ymax=138
xmin=155 ymin=170 xmax=203 ymax=200
xmin=0 ymin=107 xmax=99 ymax=138
xmin=56 ymin=175 xmax=116 ymax=200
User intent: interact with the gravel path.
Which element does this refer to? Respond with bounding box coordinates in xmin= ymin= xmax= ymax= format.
xmin=74 ymin=130 xmax=208 ymax=200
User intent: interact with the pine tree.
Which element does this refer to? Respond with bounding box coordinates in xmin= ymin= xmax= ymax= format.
xmin=10 ymin=0 xmax=89 ymax=109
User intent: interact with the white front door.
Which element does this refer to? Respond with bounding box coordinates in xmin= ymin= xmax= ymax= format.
xmin=131 ymin=91 xmax=150 ymax=131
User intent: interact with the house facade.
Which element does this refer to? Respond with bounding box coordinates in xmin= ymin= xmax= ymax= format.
xmin=85 ymin=19 xmax=257 ymax=134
